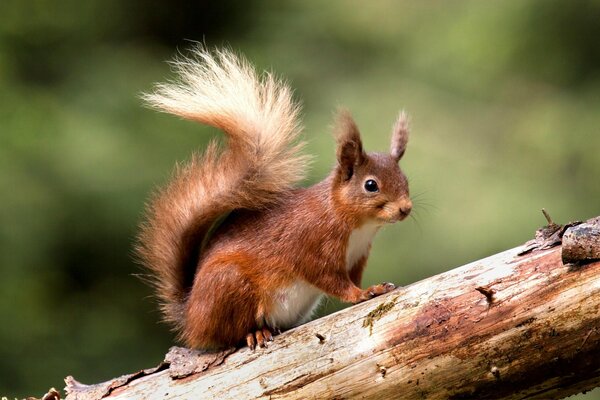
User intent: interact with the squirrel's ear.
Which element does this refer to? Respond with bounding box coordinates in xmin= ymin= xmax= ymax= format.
xmin=390 ymin=111 xmax=409 ymax=162
xmin=335 ymin=109 xmax=366 ymax=180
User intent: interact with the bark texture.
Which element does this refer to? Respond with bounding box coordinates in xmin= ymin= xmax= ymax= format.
xmin=65 ymin=236 xmax=600 ymax=400
xmin=562 ymin=217 xmax=600 ymax=264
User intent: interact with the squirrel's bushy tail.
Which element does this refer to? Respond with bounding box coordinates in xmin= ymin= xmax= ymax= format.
xmin=137 ymin=48 xmax=308 ymax=330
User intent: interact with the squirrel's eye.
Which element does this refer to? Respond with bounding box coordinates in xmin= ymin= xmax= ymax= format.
xmin=364 ymin=179 xmax=379 ymax=193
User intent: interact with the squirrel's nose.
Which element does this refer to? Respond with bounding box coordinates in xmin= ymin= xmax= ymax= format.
xmin=399 ymin=200 xmax=412 ymax=217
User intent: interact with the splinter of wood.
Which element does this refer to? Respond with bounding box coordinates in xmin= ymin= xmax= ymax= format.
xmin=542 ymin=208 xmax=554 ymax=225
xmin=475 ymin=285 xmax=495 ymax=304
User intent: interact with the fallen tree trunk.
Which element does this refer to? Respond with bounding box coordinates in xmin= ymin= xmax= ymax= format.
xmin=65 ymin=219 xmax=600 ymax=400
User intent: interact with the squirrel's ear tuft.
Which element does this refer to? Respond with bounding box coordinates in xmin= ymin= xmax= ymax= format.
xmin=390 ymin=111 xmax=409 ymax=162
xmin=335 ymin=109 xmax=366 ymax=180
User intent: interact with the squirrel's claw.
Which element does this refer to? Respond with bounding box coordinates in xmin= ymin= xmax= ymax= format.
xmin=246 ymin=333 xmax=256 ymax=350
xmin=380 ymin=282 xmax=396 ymax=292
xmin=262 ymin=327 xmax=274 ymax=342
xmin=255 ymin=330 xmax=265 ymax=347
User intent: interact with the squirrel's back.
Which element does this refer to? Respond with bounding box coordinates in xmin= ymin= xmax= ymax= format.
xmin=136 ymin=48 xmax=310 ymax=331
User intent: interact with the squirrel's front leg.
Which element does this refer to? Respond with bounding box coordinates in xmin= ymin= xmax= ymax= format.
xmin=348 ymin=255 xmax=366 ymax=286
xmin=348 ymin=256 xmax=396 ymax=303
xmin=306 ymin=267 xmax=395 ymax=304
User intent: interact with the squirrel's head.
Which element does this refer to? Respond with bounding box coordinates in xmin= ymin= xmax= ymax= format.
xmin=332 ymin=110 xmax=412 ymax=226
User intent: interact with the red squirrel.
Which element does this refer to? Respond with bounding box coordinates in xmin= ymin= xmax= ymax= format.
xmin=137 ymin=48 xmax=412 ymax=350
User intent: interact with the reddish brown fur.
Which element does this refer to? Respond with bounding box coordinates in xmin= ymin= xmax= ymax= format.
xmin=138 ymin=48 xmax=412 ymax=349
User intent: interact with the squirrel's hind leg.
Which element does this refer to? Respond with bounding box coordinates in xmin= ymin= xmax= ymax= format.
xmin=185 ymin=260 xmax=262 ymax=349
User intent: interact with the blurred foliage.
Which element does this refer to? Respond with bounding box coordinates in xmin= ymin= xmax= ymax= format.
xmin=1 ymin=0 xmax=599 ymax=398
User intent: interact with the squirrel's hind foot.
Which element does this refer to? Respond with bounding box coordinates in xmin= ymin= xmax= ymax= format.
xmin=246 ymin=327 xmax=275 ymax=350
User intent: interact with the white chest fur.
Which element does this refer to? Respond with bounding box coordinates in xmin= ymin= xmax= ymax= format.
xmin=346 ymin=221 xmax=380 ymax=270
xmin=267 ymin=280 xmax=323 ymax=330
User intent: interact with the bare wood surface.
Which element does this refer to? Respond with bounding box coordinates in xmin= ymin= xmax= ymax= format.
xmin=65 ymin=237 xmax=600 ymax=400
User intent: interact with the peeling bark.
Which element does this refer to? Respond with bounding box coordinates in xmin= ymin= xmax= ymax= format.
xmin=65 ymin=224 xmax=600 ymax=400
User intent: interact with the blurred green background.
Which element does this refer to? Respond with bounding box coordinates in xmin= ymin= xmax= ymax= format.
xmin=1 ymin=0 xmax=599 ymax=398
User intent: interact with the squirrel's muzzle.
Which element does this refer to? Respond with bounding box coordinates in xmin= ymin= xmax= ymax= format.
xmin=397 ymin=199 xmax=412 ymax=220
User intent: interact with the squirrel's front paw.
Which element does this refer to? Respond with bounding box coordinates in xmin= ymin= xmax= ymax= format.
xmin=367 ymin=282 xmax=396 ymax=297
xmin=356 ymin=282 xmax=396 ymax=303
